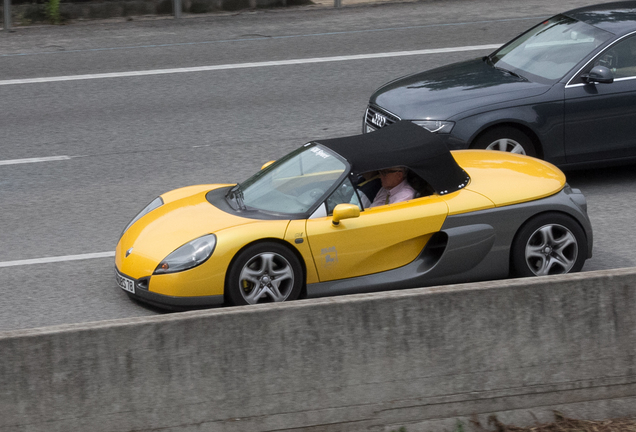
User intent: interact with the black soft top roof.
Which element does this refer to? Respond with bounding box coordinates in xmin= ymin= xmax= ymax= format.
xmin=316 ymin=121 xmax=470 ymax=195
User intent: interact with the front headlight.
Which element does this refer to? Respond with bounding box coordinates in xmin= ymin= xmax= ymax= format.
xmin=154 ymin=234 xmax=217 ymax=275
xmin=412 ymin=120 xmax=455 ymax=134
xmin=122 ymin=196 xmax=164 ymax=236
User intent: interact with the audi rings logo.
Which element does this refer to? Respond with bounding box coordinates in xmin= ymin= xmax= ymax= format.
xmin=371 ymin=112 xmax=387 ymax=128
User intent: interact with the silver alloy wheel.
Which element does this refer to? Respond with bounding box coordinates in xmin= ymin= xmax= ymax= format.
xmin=238 ymin=252 xmax=295 ymax=304
xmin=485 ymin=138 xmax=527 ymax=155
xmin=524 ymin=223 xmax=578 ymax=276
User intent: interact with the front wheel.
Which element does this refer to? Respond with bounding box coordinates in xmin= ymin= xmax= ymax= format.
xmin=511 ymin=213 xmax=587 ymax=277
xmin=226 ymin=243 xmax=303 ymax=306
xmin=472 ymin=126 xmax=537 ymax=157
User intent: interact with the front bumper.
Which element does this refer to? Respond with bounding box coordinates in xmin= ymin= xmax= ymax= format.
xmin=115 ymin=268 xmax=224 ymax=310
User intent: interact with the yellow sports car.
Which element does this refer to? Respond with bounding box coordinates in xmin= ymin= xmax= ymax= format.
xmin=115 ymin=121 xmax=592 ymax=309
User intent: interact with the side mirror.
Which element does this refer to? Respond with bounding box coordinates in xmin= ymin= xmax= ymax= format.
xmin=261 ymin=160 xmax=275 ymax=170
xmin=332 ymin=204 xmax=360 ymax=226
xmin=581 ymin=65 xmax=614 ymax=84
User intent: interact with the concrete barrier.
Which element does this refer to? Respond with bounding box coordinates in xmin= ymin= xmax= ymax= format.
xmin=2 ymin=268 xmax=636 ymax=432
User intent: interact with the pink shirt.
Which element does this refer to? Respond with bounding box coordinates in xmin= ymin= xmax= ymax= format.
xmin=370 ymin=179 xmax=416 ymax=207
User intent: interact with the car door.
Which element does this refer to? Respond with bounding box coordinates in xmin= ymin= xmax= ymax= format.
xmin=564 ymin=33 xmax=636 ymax=164
xmin=305 ymin=181 xmax=449 ymax=282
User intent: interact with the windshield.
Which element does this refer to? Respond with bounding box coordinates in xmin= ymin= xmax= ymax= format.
xmin=490 ymin=14 xmax=613 ymax=82
xmin=235 ymin=144 xmax=348 ymax=216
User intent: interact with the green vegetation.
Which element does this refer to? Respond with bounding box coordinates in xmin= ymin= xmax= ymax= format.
xmin=45 ymin=0 xmax=61 ymax=23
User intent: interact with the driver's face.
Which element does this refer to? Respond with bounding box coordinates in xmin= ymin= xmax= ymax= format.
xmin=379 ymin=169 xmax=405 ymax=189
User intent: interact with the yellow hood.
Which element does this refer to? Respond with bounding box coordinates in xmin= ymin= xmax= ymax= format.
xmin=116 ymin=184 xmax=256 ymax=277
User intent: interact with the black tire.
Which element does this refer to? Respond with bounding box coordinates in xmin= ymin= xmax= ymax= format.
xmin=511 ymin=213 xmax=587 ymax=277
xmin=226 ymin=243 xmax=303 ymax=306
xmin=472 ymin=126 xmax=537 ymax=157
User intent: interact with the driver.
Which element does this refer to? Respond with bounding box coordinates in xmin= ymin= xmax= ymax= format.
xmin=370 ymin=167 xmax=416 ymax=207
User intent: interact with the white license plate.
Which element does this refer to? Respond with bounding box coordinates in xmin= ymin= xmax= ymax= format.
xmin=117 ymin=273 xmax=135 ymax=294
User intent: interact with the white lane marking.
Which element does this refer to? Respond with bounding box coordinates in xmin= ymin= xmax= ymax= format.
xmin=0 ymin=45 xmax=501 ymax=86
xmin=0 ymin=252 xmax=115 ymax=268
xmin=0 ymin=155 xmax=72 ymax=166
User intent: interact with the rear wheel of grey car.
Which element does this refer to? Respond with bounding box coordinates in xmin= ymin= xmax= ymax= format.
xmin=511 ymin=213 xmax=587 ymax=277
xmin=226 ymin=243 xmax=303 ymax=306
xmin=473 ymin=126 xmax=537 ymax=157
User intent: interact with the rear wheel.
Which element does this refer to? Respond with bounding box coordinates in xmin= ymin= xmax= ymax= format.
xmin=473 ymin=126 xmax=537 ymax=157
xmin=511 ymin=213 xmax=587 ymax=277
xmin=226 ymin=243 xmax=303 ymax=306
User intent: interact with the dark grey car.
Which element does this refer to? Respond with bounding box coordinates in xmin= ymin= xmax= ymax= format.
xmin=364 ymin=1 xmax=636 ymax=168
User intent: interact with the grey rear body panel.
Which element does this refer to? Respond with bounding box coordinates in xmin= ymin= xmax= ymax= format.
xmin=306 ymin=187 xmax=592 ymax=298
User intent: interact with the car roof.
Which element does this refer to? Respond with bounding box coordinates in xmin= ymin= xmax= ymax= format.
xmin=315 ymin=121 xmax=470 ymax=195
xmin=564 ymin=1 xmax=636 ymax=35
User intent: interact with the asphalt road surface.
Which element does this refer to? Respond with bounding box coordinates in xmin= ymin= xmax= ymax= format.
xmin=1 ymin=0 xmax=632 ymax=331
